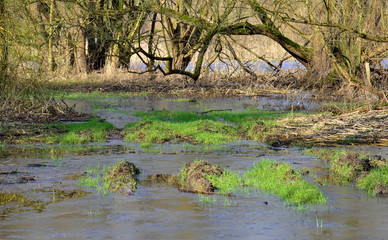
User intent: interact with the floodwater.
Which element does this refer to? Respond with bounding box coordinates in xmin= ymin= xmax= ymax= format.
xmin=1 ymin=96 xmax=387 ymax=240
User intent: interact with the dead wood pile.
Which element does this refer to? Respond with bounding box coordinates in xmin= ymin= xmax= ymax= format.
xmin=271 ymin=107 xmax=388 ymax=146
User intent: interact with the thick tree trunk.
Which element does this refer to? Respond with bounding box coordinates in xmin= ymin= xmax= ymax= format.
xmin=305 ymin=32 xmax=333 ymax=81
xmin=48 ymin=0 xmax=55 ymax=72
xmin=75 ymin=26 xmax=87 ymax=74
xmin=0 ymin=0 xmax=7 ymax=82
xmin=104 ymin=40 xmax=120 ymax=75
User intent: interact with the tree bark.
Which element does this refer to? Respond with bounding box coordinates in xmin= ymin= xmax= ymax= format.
xmin=48 ymin=0 xmax=55 ymax=72
xmin=0 ymin=0 xmax=7 ymax=82
xmin=74 ymin=3 xmax=87 ymax=74
xmin=75 ymin=26 xmax=87 ymax=74
xmin=104 ymin=37 xmax=120 ymax=75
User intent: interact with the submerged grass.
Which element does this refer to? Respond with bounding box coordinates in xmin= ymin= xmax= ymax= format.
xmin=78 ymin=164 xmax=110 ymax=195
xmin=123 ymin=109 xmax=293 ymax=145
xmin=0 ymin=192 xmax=47 ymax=214
xmin=243 ymin=160 xmax=326 ymax=205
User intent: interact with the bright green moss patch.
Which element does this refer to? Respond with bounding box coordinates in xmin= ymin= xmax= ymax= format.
xmin=51 ymin=118 xmax=115 ymax=145
xmin=123 ymin=109 xmax=293 ymax=144
xmin=243 ymin=160 xmax=326 ymax=204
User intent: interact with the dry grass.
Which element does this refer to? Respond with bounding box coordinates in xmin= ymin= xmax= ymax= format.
xmin=265 ymin=107 xmax=388 ymax=146
xmin=45 ymin=70 xmax=314 ymax=98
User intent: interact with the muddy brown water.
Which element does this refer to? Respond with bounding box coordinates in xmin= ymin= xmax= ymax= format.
xmin=1 ymin=96 xmax=387 ymax=240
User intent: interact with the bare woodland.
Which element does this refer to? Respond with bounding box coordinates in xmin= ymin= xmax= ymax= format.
xmin=0 ymin=0 xmax=387 ymax=102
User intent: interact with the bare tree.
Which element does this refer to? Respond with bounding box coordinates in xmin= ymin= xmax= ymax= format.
xmin=145 ymin=0 xmax=387 ymax=97
xmin=0 ymin=0 xmax=7 ymax=82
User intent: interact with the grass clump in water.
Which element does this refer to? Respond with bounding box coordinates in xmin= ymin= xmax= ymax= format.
xmin=205 ymin=169 xmax=244 ymax=193
xmin=104 ymin=161 xmax=139 ymax=194
xmin=78 ymin=165 xmax=110 ymax=195
xmin=178 ymin=160 xmax=224 ymax=192
xmin=179 ymin=159 xmax=326 ymax=206
xmin=50 ymin=118 xmax=115 ymax=145
xmin=357 ymin=166 xmax=388 ymax=195
xmin=243 ymin=160 xmax=326 ymax=205
xmin=78 ymin=161 xmax=139 ymax=195
xmin=306 ymin=148 xmax=388 ymax=195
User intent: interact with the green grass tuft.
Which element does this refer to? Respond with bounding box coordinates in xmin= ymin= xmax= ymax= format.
xmin=205 ymin=169 xmax=244 ymax=193
xmin=357 ymin=166 xmax=388 ymax=195
xmin=79 ymin=161 xmax=139 ymax=195
xmin=123 ymin=110 xmax=239 ymax=144
xmin=243 ymin=160 xmax=326 ymax=205
xmin=78 ymin=165 xmax=110 ymax=195
xmin=51 ymin=118 xmax=115 ymax=145
xmin=123 ymin=109 xmax=293 ymax=145
xmin=307 ymin=148 xmax=388 ymax=194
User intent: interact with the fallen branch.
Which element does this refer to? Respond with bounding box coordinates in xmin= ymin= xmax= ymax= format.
xmin=178 ymin=188 xmax=234 ymax=197
xmin=198 ymin=109 xmax=232 ymax=114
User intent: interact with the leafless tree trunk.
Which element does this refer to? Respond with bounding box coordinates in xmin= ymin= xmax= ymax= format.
xmin=0 ymin=0 xmax=7 ymax=82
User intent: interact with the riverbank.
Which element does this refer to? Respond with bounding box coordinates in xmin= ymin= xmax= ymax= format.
xmin=1 ymin=101 xmax=387 ymax=147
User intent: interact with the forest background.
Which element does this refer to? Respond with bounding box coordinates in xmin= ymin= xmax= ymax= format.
xmin=0 ymin=0 xmax=387 ymax=121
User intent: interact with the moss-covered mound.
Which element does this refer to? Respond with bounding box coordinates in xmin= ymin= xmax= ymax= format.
xmin=179 ymin=160 xmax=224 ymax=192
xmin=105 ymin=161 xmax=140 ymax=195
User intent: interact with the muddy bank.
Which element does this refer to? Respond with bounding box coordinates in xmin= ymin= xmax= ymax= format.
xmin=264 ymin=107 xmax=388 ymax=146
xmin=2 ymin=107 xmax=387 ymax=147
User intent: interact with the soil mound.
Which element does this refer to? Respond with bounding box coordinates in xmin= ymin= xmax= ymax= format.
xmin=105 ymin=161 xmax=139 ymax=195
xmin=179 ymin=160 xmax=224 ymax=192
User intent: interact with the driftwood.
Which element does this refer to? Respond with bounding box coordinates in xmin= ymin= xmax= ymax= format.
xmin=178 ymin=188 xmax=234 ymax=197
